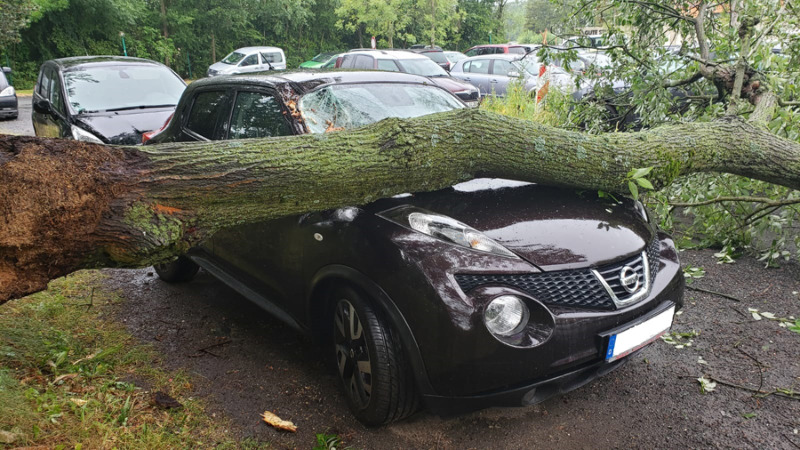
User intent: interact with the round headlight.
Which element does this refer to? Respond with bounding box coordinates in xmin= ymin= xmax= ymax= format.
xmin=484 ymin=295 xmax=529 ymax=337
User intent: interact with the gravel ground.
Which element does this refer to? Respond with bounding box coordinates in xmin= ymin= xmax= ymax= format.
xmin=0 ymin=95 xmax=33 ymax=136
xmin=102 ymin=249 xmax=800 ymax=449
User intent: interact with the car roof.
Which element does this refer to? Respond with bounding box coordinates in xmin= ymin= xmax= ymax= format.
xmin=232 ymin=46 xmax=284 ymax=53
xmin=187 ymin=70 xmax=443 ymax=94
xmin=344 ymin=50 xmax=429 ymax=60
xmin=462 ymin=54 xmax=523 ymax=61
xmin=45 ymin=56 xmax=168 ymax=70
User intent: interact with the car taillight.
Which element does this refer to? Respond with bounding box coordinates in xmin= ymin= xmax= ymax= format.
xmin=142 ymin=112 xmax=174 ymax=144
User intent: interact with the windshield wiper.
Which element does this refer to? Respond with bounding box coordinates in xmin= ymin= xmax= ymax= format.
xmin=105 ymin=104 xmax=176 ymax=112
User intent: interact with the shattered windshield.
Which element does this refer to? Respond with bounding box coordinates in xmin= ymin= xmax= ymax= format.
xmin=299 ymin=83 xmax=464 ymax=133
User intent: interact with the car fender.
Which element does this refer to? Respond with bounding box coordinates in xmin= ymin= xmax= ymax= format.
xmin=308 ymin=264 xmax=436 ymax=396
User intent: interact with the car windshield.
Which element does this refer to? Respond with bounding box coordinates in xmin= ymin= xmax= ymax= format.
xmin=63 ymin=65 xmax=186 ymax=113
xmin=222 ymin=52 xmax=246 ymax=65
xmin=445 ymin=52 xmax=466 ymax=63
xmin=312 ymin=53 xmax=336 ymax=62
xmin=396 ymin=58 xmax=449 ymax=77
xmin=299 ymin=83 xmax=464 ymax=133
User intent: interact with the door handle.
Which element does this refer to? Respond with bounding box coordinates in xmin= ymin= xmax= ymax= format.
xmin=490 ymin=79 xmax=498 ymax=83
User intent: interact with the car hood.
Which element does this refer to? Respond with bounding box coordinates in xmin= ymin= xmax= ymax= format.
xmin=74 ymin=108 xmax=175 ymax=145
xmin=208 ymin=61 xmax=235 ymax=73
xmin=427 ymin=76 xmax=478 ymax=94
xmin=374 ymin=179 xmax=654 ymax=271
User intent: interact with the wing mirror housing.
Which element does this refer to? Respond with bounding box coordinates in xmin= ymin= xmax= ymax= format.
xmin=33 ymin=99 xmax=52 ymax=115
xmin=2 ymin=67 xmax=11 ymax=74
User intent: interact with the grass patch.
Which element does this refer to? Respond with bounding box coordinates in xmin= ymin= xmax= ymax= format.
xmin=0 ymin=270 xmax=266 ymax=449
xmin=479 ymin=81 xmax=573 ymax=128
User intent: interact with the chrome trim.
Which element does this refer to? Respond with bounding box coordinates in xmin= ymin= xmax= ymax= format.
xmin=592 ymin=251 xmax=651 ymax=309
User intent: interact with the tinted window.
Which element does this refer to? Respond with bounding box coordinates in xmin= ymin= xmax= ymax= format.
xmin=49 ymin=71 xmax=66 ymax=116
xmin=465 ymin=59 xmax=490 ymax=74
xmin=492 ymin=60 xmax=516 ymax=76
xmin=377 ymin=59 xmax=400 ymax=71
xmin=340 ymin=55 xmax=356 ymax=69
xmin=186 ymin=90 xmax=228 ymax=139
xmin=353 ymin=55 xmax=374 ymax=69
xmin=38 ymin=68 xmax=52 ymax=98
xmin=228 ymin=91 xmax=290 ymax=139
xmin=240 ymin=54 xmax=259 ymax=66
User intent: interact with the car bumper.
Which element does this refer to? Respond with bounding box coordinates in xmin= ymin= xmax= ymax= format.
xmin=422 ymin=300 xmax=675 ymax=415
xmin=0 ymin=95 xmax=17 ymax=116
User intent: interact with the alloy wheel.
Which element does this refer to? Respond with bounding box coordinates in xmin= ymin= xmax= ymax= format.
xmin=334 ymin=299 xmax=372 ymax=409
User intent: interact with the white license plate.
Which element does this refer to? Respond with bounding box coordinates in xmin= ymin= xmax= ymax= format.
xmin=605 ymin=305 xmax=675 ymax=362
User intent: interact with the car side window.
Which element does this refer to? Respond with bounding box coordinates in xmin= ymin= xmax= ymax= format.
xmin=353 ymin=55 xmax=374 ymax=69
xmin=508 ymin=47 xmax=525 ymax=55
xmin=48 ymin=70 xmax=66 ymax=116
xmin=38 ymin=68 xmax=51 ymax=99
xmin=339 ymin=54 xmax=356 ymax=69
xmin=466 ymin=59 xmax=490 ymax=74
xmin=260 ymin=52 xmax=282 ymax=64
xmin=377 ymin=59 xmax=400 ymax=71
xmin=228 ymin=91 xmax=291 ymax=139
xmin=492 ymin=60 xmax=516 ymax=76
xmin=185 ymin=90 xmax=229 ymax=139
xmin=240 ymin=54 xmax=259 ymax=67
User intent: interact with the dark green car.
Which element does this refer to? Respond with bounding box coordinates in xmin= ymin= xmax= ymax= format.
xmin=299 ymin=52 xmax=339 ymax=68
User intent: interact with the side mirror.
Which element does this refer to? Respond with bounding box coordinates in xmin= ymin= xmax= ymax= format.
xmin=1 ymin=67 xmax=11 ymax=74
xmin=508 ymin=71 xmax=521 ymax=78
xmin=33 ymin=99 xmax=51 ymax=115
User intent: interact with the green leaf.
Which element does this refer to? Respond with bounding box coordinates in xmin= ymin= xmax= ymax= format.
xmin=636 ymin=178 xmax=654 ymax=190
xmin=628 ymin=181 xmax=639 ymax=199
xmin=742 ymin=413 xmax=757 ymax=419
xmin=629 ymin=167 xmax=653 ymax=179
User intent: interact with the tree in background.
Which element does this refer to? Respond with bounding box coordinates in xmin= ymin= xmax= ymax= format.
xmin=336 ymin=0 xmax=415 ymax=48
xmin=0 ymin=0 xmax=38 ymax=51
xmin=524 ymin=0 xmax=575 ymax=34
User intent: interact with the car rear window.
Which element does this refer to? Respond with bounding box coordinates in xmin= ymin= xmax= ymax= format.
xmin=423 ymin=52 xmax=447 ymax=63
xmin=508 ymin=47 xmax=526 ymax=54
xmin=186 ymin=90 xmax=228 ymax=139
xmin=299 ymin=83 xmax=463 ymax=133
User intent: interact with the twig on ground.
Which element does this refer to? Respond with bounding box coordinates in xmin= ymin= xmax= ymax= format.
xmin=784 ymin=434 xmax=800 ymax=450
xmin=188 ymin=340 xmax=231 ymax=358
xmin=686 ymin=285 xmax=743 ymax=302
xmin=735 ymin=345 xmax=766 ymax=393
xmin=677 ymin=374 xmax=800 ymax=401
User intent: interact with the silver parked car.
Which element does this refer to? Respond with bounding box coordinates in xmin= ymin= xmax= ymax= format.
xmin=449 ymin=54 xmax=541 ymax=97
xmin=207 ymin=46 xmax=286 ymax=76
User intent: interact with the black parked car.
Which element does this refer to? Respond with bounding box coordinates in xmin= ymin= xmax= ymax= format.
xmin=32 ymin=56 xmax=186 ymax=145
xmin=148 ymin=71 xmax=684 ymax=425
xmin=0 ymin=67 xmax=17 ymax=120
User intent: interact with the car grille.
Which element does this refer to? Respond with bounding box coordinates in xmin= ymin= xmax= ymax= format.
xmin=454 ymin=239 xmax=661 ymax=311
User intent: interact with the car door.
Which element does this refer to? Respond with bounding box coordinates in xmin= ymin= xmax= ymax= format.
xmin=489 ymin=59 xmax=517 ymax=96
xmin=208 ymin=89 xmax=304 ymax=312
xmin=461 ymin=59 xmax=492 ymax=95
xmin=237 ymin=53 xmax=261 ymax=74
xmin=180 ymin=88 xmax=233 ymax=141
xmin=32 ymin=66 xmax=70 ymax=138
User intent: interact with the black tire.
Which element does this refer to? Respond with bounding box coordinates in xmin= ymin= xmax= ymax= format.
xmin=331 ymin=285 xmax=419 ymax=426
xmin=153 ymin=256 xmax=199 ymax=282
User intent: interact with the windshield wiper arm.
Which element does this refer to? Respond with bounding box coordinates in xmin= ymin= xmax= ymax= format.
xmin=105 ymin=104 xmax=176 ymax=112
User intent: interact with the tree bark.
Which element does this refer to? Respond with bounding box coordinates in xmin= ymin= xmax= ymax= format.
xmin=1 ymin=109 xmax=799 ymax=303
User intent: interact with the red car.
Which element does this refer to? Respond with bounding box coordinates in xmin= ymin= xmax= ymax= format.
xmin=464 ymin=44 xmax=536 ymax=57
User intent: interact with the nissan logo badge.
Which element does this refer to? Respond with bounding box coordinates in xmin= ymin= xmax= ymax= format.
xmin=619 ymin=266 xmax=640 ymax=293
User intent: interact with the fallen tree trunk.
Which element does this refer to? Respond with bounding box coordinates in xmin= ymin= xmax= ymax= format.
xmin=2 ymin=108 xmax=799 ymax=303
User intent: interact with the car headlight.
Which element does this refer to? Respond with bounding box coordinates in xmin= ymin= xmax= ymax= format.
xmin=0 ymin=86 xmax=14 ymax=97
xmin=71 ymin=125 xmax=104 ymax=144
xmin=485 ymin=295 xmax=529 ymax=337
xmin=379 ymin=206 xmax=518 ymax=258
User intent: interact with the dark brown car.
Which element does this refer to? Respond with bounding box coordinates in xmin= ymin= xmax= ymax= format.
xmin=147 ymin=71 xmax=685 ymax=425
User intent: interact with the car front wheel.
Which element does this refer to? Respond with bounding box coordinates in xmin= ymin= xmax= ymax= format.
xmin=332 ymin=286 xmax=418 ymax=425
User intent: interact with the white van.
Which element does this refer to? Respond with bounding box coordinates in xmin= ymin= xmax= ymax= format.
xmin=207 ymin=46 xmax=286 ymax=76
